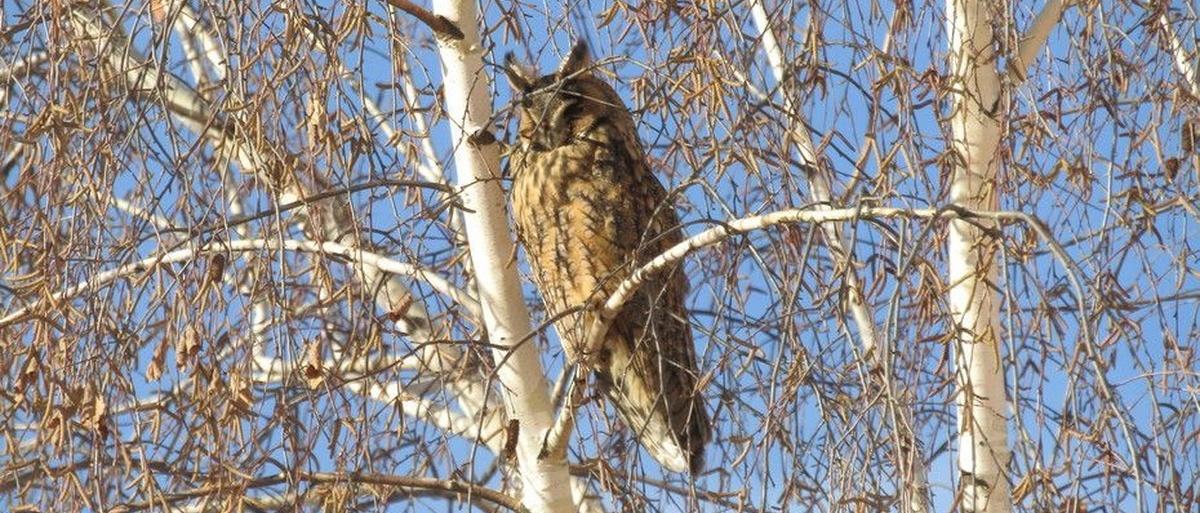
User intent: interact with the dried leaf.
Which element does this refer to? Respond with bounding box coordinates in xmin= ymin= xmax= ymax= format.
xmin=15 ymin=350 xmax=40 ymax=392
xmin=1183 ymin=119 xmax=1197 ymax=154
xmin=303 ymin=341 xmax=324 ymax=389
xmin=1165 ymin=158 xmax=1180 ymax=182
xmin=205 ymin=253 xmax=227 ymax=288
xmin=146 ymin=337 xmax=170 ymax=381
xmin=503 ymin=419 xmax=520 ymax=461
xmin=229 ymin=373 xmax=253 ymax=414
xmin=82 ymin=388 xmax=108 ymax=438
xmin=175 ymin=325 xmax=202 ymax=368
xmin=1012 ymin=473 xmax=1035 ymax=502
xmin=149 ymin=0 xmax=168 ymax=23
xmin=1059 ymin=498 xmax=1086 ymax=513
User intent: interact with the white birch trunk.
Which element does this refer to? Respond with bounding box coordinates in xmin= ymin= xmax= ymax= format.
xmin=946 ymin=1 xmax=1011 ymax=511
xmin=430 ymin=2 xmax=575 ymax=512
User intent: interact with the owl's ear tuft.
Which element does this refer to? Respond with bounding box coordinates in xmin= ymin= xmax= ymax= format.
xmin=503 ymin=52 xmax=534 ymax=91
xmin=557 ymin=40 xmax=592 ymax=78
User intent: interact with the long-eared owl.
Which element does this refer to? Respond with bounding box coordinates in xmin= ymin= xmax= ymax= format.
xmin=504 ymin=41 xmax=709 ymax=473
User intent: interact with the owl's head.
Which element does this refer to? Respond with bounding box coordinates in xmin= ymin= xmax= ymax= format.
xmin=504 ymin=41 xmax=628 ymax=151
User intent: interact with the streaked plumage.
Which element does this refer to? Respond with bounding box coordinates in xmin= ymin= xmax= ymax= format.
xmin=504 ymin=41 xmax=709 ymax=473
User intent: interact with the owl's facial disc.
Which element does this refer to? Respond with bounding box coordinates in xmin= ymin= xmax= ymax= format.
xmin=506 ymin=43 xmax=602 ymax=151
xmin=521 ymin=91 xmax=577 ymax=151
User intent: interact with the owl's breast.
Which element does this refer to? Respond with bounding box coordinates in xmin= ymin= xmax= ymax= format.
xmin=510 ymin=129 xmax=644 ymax=272
xmin=510 ymin=136 xmax=614 ymax=220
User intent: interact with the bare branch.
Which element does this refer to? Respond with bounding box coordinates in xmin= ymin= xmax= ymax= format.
xmin=0 ymin=238 xmax=479 ymax=327
xmin=584 ymin=205 xmax=1089 ymax=358
xmin=1156 ymin=6 xmax=1200 ymax=96
xmin=383 ymin=0 xmax=465 ymax=40
xmin=1007 ymin=0 xmax=1070 ymax=83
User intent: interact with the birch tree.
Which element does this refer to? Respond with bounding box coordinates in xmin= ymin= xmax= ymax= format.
xmin=944 ymin=0 xmax=1013 ymax=510
xmin=430 ymin=0 xmax=574 ymax=511
xmin=2 ymin=1 xmax=1199 ymax=513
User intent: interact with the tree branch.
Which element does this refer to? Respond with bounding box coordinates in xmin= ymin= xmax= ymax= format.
xmin=0 ymin=238 xmax=479 ymax=328
xmin=111 ymin=471 xmax=527 ymax=513
xmin=383 ymin=0 xmax=464 ymax=40
xmin=1006 ymin=0 xmax=1070 ymax=84
xmin=1156 ymin=5 xmax=1200 ymax=97
xmin=581 ymin=205 xmax=1087 ymax=374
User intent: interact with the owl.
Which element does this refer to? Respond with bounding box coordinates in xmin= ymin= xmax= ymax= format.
xmin=504 ymin=41 xmax=709 ymax=473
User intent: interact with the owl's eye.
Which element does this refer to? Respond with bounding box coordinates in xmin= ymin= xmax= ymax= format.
xmin=520 ymin=95 xmax=532 ymax=109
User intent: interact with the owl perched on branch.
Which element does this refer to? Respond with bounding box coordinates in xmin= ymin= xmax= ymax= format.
xmin=504 ymin=41 xmax=710 ymax=473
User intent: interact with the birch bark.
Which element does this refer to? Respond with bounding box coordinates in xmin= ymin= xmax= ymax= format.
xmin=430 ymin=2 xmax=575 ymax=512
xmin=946 ymin=1 xmax=1011 ymax=511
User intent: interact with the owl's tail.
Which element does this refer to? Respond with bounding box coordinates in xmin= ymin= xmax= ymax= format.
xmin=594 ymin=337 xmax=710 ymax=473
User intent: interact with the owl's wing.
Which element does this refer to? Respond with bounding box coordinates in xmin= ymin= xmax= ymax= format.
xmin=592 ymin=132 xmax=710 ymax=473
